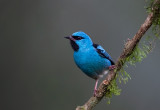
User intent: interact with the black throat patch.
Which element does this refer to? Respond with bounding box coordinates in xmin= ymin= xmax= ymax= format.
xmin=70 ymin=40 xmax=79 ymax=51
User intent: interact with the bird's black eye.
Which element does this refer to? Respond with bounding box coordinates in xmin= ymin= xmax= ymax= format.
xmin=72 ymin=36 xmax=84 ymax=40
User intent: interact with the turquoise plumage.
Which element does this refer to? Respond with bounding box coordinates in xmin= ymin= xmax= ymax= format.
xmin=65 ymin=31 xmax=115 ymax=96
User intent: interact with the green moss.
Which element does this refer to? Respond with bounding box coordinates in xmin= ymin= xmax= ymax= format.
xmin=119 ymin=42 xmax=152 ymax=82
xmin=126 ymin=44 xmax=150 ymax=64
xmin=146 ymin=0 xmax=160 ymax=39
xmin=105 ymin=39 xmax=153 ymax=104
xmin=118 ymin=67 xmax=131 ymax=84
xmin=105 ymin=77 xmax=121 ymax=104
xmin=105 ymin=0 xmax=160 ymax=104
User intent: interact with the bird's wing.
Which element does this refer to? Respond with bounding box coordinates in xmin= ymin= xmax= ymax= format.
xmin=93 ymin=43 xmax=115 ymax=65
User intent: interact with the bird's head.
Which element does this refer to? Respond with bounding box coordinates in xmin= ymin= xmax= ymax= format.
xmin=65 ymin=31 xmax=93 ymax=51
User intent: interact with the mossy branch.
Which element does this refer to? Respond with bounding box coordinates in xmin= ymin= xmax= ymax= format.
xmin=76 ymin=0 xmax=160 ymax=110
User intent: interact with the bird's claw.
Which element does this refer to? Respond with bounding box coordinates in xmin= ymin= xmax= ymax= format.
xmin=93 ymin=89 xmax=98 ymax=97
xmin=109 ymin=65 xmax=116 ymax=70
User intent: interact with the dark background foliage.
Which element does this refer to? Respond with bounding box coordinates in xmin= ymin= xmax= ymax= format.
xmin=1 ymin=0 xmax=160 ymax=110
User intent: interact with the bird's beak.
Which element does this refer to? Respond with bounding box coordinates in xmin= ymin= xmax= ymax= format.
xmin=64 ymin=36 xmax=75 ymax=41
xmin=64 ymin=36 xmax=70 ymax=39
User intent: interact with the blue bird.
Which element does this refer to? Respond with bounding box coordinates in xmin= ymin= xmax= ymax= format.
xmin=65 ymin=31 xmax=115 ymax=96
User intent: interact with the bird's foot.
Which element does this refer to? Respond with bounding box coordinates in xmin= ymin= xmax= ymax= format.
xmin=109 ymin=65 xmax=116 ymax=70
xmin=93 ymin=89 xmax=98 ymax=97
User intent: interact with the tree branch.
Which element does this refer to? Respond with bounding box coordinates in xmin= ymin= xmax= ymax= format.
xmin=76 ymin=0 xmax=160 ymax=110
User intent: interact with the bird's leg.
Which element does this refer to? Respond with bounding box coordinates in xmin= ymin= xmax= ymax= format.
xmin=109 ymin=65 xmax=116 ymax=70
xmin=93 ymin=79 xmax=99 ymax=97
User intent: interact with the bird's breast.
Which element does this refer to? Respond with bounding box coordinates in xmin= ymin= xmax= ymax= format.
xmin=74 ymin=48 xmax=97 ymax=65
xmin=73 ymin=48 xmax=110 ymax=79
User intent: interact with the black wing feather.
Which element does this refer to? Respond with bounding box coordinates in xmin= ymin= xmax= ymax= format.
xmin=93 ymin=43 xmax=115 ymax=65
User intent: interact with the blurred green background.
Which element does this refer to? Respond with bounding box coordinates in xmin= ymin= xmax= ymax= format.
xmin=1 ymin=0 xmax=160 ymax=110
